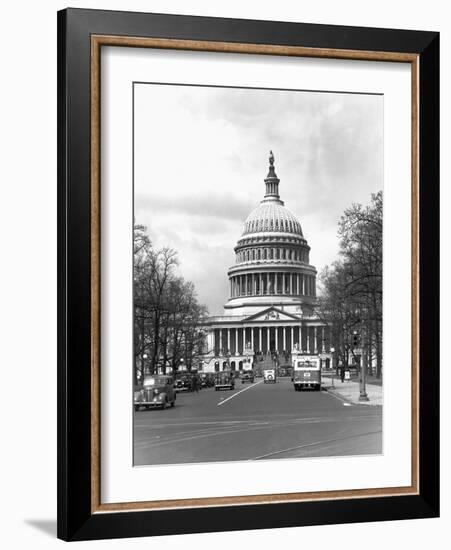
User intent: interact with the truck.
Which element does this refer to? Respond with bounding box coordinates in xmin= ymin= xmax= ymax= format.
xmin=293 ymin=357 xmax=321 ymax=391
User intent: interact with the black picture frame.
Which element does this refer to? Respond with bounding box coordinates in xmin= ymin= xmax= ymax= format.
xmin=57 ymin=7 xmax=439 ymax=541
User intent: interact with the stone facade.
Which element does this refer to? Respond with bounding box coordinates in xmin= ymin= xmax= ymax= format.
xmin=197 ymin=152 xmax=332 ymax=373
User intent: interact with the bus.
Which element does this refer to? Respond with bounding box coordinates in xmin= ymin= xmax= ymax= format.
xmin=293 ymin=357 xmax=321 ymax=391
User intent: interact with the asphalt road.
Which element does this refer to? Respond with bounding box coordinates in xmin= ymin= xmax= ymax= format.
xmin=133 ymin=378 xmax=382 ymax=466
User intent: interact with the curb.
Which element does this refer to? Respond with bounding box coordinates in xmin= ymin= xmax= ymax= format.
xmin=322 ymin=385 xmax=382 ymax=406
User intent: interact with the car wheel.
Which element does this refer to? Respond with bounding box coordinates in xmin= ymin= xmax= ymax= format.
xmin=134 ymin=404 xmax=140 ymax=411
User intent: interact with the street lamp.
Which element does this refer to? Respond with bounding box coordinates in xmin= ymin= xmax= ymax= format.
xmin=330 ymin=347 xmax=335 ymax=388
xmin=358 ymin=329 xmax=369 ymax=402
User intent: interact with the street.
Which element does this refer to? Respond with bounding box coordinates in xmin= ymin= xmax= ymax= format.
xmin=133 ymin=378 xmax=382 ymax=466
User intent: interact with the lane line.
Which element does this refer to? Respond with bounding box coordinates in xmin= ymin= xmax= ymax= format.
xmin=249 ymin=430 xmax=382 ymax=460
xmin=217 ymin=379 xmax=263 ymax=406
xmin=134 ymin=416 xmax=379 ymax=449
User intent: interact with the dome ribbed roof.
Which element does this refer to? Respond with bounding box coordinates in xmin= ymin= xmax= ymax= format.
xmin=240 ymin=152 xmax=303 ymax=238
xmin=242 ymin=202 xmax=303 ymax=236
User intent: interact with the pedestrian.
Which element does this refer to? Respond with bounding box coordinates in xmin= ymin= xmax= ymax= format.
xmin=340 ymin=365 xmax=345 ymax=383
xmin=192 ymin=374 xmax=199 ymax=393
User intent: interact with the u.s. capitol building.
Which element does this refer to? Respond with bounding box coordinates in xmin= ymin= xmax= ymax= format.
xmin=198 ymin=152 xmax=332 ymax=372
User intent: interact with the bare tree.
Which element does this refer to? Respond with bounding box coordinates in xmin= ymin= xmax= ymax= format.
xmin=133 ymin=223 xmax=208 ymax=382
xmin=319 ymin=192 xmax=383 ymax=377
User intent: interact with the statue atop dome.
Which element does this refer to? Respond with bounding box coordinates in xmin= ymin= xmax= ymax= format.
xmin=264 ymin=150 xmax=280 ymax=199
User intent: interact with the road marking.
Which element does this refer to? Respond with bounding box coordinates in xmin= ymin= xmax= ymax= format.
xmin=249 ymin=430 xmax=382 ymax=460
xmin=134 ymin=416 xmax=381 ymax=450
xmin=217 ymin=380 xmax=263 ymax=406
xmin=343 ymin=402 xmax=353 ymax=407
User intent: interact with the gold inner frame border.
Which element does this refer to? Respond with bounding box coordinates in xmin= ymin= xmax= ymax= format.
xmin=90 ymin=35 xmax=420 ymax=514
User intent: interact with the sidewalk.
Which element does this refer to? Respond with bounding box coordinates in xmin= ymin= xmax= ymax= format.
xmin=321 ymin=373 xmax=383 ymax=406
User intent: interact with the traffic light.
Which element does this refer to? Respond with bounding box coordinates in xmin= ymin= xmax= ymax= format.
xmin=352 ymin=331 xmax=360 ymax=348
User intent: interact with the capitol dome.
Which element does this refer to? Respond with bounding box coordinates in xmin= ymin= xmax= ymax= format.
xmin=224 ymin=151 xmax=318 ymax=316
xmin=242 ymin=202 xmax=303 ymax=237
xmin=241 ymin=152 xmax=303 ymax=237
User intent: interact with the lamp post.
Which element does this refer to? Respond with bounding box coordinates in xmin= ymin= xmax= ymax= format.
xmin=359 ymin=327 xmax=369 ymax=402
xmin=330 ymin=347 xmax=335 ymax=388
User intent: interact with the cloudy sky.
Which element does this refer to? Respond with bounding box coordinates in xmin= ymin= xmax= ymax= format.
xmin=134 ymin=83 xmax=383 ymax=316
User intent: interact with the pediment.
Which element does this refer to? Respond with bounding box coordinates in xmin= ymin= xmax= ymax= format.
xmin=244 ymin=306 xmax=301 ymax=323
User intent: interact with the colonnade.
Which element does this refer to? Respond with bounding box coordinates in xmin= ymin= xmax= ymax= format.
xmin=237 ymin=246 xmax=308 ymax=263
xmin=229 ymin=272 xmax=316 ymax=298
xmin=210 ymin=324 xmax=329 ymax=356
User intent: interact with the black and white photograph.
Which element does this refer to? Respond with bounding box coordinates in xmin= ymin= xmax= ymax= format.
xmin=133 ymin=83 xmax=383 ymax=466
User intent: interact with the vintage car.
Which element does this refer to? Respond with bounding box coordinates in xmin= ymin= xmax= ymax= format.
xmin=240 ymin=370 xmax=255 ymax=384
xmin=263 ymin=368 xmax=277 ymax=383
xmin=214 ymin=371 xmax=235 ymax=391
xmin=277 ymin=366 xmax=294 ymax=379
xmin=200 ymin=373 xmax=215 ymax=388
xmin=134 ymin=375 xmax=176 ymax=410
xmin=174 ymin=374 xmax=193 ymax=392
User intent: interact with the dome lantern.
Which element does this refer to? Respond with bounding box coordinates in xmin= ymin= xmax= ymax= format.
xmin=263 ymin=150 xmax=282 ymax=202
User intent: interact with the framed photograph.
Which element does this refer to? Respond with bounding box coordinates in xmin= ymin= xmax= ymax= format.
xmin=57 ymin=8 xmax=439 ymax=541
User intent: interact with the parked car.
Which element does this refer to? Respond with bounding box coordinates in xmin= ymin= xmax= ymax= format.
xmin=263 ymin=369 xmax=277 ymax=383
xmin=240 ymin=370 xmax=255 ymax=384
xmin=134 ymin=375 xmax=176 ymax=410
xmin=200 ymin=373 xmax=215 ymax=388
xmin=174 ymin=374 xmax=192 ymax=392
xmin=214 ymin=371 xmax=235 ymax=391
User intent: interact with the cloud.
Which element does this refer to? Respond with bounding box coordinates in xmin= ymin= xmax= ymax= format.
xmin=134 ymin=83 xmax=383 ymax=315
xmin=135 ymin=193 xmax=253 ymax=223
